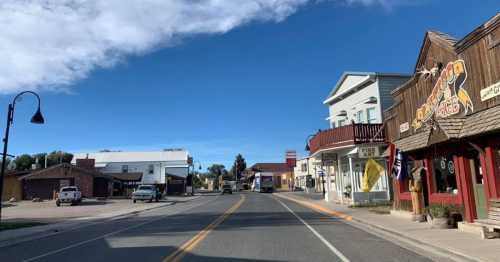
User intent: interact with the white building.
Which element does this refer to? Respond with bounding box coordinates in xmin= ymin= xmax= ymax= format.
xmin=294 ymin=157 xmax=322 ymax=192
xmin=72 ymin=150 xmax=190 ymax=186
xmin=307 ymin=72 xmax=411 ymax=204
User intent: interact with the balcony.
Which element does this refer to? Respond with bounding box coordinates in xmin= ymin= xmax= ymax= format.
xmin=308 ymin=123 xmax=385 ymax=154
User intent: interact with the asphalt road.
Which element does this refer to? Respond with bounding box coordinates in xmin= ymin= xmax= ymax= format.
xmin=0 ymin=192 xmax=433 ymax=262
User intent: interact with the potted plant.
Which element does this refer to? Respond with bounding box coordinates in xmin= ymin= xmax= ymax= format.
xmin=427 ymin=204 xmax=451 ymax=229
xmin=344 ymin=185 xmax=352 ymax=198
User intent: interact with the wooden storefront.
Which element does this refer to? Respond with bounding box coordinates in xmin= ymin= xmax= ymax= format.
xmin=384 ymin=14 xmax=500 ymax=223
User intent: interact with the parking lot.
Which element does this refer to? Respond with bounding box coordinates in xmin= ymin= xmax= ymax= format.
xmin=1 ymin=198 xmax=184 ymax=223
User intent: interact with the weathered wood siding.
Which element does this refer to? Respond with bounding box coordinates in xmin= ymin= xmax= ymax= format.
xmin=385 ymin=16 xmax=500 ymax=143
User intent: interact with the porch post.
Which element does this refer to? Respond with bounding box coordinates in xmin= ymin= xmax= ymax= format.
xmin=484 ymin=147 xmax=500 ymax=199
xmin=349 ymin=157 xmax=355 ymax=203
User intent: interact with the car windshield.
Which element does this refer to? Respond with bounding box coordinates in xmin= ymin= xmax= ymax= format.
xmin=61 ymin=187 xmax=76 ymax=192
xmin=138 ymin=186 xmax=153 ymax=191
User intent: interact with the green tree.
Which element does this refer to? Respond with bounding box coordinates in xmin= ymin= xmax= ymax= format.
xmin=14 ymin=154 xmax=34 ymax=171
xmin=230 ymin=154 xmax=247 ymax=180
xmin=46 ymin=151 xmax=73 ymax=166
xmin=32 ymin=153 xmax=47 ymax=168
xmin=207 ymin=164 xmax=227 ymax=189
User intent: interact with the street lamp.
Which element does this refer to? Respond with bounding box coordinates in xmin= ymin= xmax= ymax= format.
xmin=189 ymin=160 xmax=202 ymax=196
xmin=0 ymin=91 xmax=44 ymax=223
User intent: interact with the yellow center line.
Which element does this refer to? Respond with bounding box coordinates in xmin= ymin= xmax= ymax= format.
xmin=163 ymin=194 xmax=246 ymax=262
xmin=273 ymin=193 xmax=352 ymax=221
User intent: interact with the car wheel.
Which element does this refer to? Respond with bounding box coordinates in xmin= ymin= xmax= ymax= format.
xmin=133 ymin=199 xmax=136 ymax=203
xmin=56 ymin=200 xmax=61 ymax=207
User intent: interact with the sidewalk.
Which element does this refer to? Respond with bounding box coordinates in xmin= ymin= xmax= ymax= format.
xmin=276 ymin=192 xmax=500 ymax=262
xmin=0 ymin=195 xmax=200 ymax=247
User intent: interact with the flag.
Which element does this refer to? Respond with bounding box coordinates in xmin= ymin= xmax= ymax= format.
xmin=391 ymin=149 xmax=407 ymax=181
xmin=362 ymin=158 xmax=385 ymax=192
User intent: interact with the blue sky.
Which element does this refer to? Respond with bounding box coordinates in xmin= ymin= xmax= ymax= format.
xmin=0 ymin=0 xmax=498 ymax=169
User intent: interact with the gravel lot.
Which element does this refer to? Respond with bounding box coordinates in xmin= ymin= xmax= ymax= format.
xmin=1 ymin=198 xmax=174 ymax=223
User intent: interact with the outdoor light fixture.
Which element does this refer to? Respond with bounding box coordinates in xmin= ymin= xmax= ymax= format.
xmin=337 ymin=110 xmax=347 ymax=117
xmin=305 ymin=134 xmax=315 ymax=151
xmin=0 ymin=91 xmax=44 ymax=224
xmin=31 ymin=107 xmax=45 ymax=124
xmin=365 ymin=96 xmax=378 ymax=104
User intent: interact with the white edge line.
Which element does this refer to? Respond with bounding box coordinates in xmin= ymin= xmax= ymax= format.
xmin=276 ymin=198 xmax=351 ymax=262
xmin=22 ymin=196 xmax=216 ymax=262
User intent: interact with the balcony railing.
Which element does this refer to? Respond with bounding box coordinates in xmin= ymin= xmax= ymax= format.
xmin=308 ymin=123 xmax=385 ymax=154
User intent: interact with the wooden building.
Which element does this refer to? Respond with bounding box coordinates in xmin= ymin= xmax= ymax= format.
xmin=384 ymin=14 xmax=500 ymax=223
xmin=19 ymin=163 xmax=114 ymax=200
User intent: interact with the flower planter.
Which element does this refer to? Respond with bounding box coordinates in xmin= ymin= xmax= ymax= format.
xmin=427 ymin=215 xmax=451 ymax=229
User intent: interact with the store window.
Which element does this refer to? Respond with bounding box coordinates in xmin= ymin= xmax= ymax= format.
xmin=366 ymin=108 xmax=377 ymax=123
xmin=432 ymin=155 xmax=457 ymax=194
xmin=338 ymin=119 xmax=346 ymax=127
xmin=357 ymin=110 xmax=364 ymax=123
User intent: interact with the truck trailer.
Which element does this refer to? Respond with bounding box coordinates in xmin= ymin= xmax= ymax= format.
xmin=253 ymin=172 xmax=274 ymax=193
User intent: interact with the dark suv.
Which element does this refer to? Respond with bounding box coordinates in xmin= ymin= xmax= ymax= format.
xmin=222 ymin=184 xmax=232 ymax=194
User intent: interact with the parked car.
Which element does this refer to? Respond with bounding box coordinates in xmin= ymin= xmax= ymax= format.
xmin=132 ymin=185 xmax=160 ymax=203
xmin=221 ymin=183 xmax=232 ymax=194
xmin=56 ymin=186 xmax=82 ymax=206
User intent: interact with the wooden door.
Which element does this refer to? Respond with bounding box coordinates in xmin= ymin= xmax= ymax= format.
xmin=469 ymin=156 xmax=488 ymax=219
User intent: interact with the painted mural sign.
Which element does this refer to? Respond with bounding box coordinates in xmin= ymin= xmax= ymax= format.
xmin=412 ymin=60 xmax=474 ymax=130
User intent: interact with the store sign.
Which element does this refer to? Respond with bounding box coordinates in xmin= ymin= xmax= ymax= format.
xmin=412 ymin=60 xmax=474 ymax=130
xmin=358 ymin=147 xmax=380 ymax=158
xmin=321 ymin=153 xmax=337 ymax=166
xmin=480 ymin=81 xmax=500 ymax=101
xmin=399 ymin=122 xmax=409 ymax=133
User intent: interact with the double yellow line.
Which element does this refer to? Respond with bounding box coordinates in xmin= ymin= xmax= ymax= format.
xmin=163 ymin=194 xmax=246 ymax=262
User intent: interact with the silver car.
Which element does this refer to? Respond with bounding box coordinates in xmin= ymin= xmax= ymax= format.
xmin=132 ymin=185 xmax=160 ymax=203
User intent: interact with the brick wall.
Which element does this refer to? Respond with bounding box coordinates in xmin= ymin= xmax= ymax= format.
xmin=75 ymin=173 xmax=93 ymax=198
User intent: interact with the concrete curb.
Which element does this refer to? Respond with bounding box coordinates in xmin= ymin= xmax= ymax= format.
xmin=274 ymin=192 xmax=480 ymax=262
xmin=0 ymin=195 xmax=201 ymax=248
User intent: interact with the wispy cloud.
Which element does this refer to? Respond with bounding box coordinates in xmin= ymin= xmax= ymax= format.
xmin=0 ymin=0 xmax=411 ymax=94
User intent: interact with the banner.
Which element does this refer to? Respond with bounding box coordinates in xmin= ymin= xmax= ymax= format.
xmin=362 ymin=158 xmax=385 ymax=192
xmin=391 ymin=149 xmax=407 ymax=181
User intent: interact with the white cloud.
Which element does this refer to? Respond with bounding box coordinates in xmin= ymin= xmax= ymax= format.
xmin=0 ymin=0 xmax=405 ymax=94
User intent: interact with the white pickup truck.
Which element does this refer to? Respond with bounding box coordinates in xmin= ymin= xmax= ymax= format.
xmin=56 ymin=186 xmax=82 ymax=206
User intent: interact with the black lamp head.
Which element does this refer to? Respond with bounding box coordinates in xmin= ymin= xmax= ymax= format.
xmin=30 ymin=107 xmax=45 ymax=124
xmin=305 ymin=143 xmax=310 ymax=151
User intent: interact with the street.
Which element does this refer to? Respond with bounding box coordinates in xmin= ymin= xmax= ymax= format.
xmin=0 ymin=192 xmax=432 ymax=262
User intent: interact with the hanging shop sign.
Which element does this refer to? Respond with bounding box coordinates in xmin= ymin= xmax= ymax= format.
xmin=412 ymin=60 xmax=474 ymax=130
xmin=399 ymin=122 xmax=409 ymax=133
xmin=480 ymin=81 xmax=500 ymax=101
xmin=358 ymin=146 xmax=380 ymax=158
xmin=321 ymin=153 xmax=337 ymax=166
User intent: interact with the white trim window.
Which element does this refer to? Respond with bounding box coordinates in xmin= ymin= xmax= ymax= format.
xmin=338 ymin=119 xmax=346 ymax=127
xmin=366 ymin=108 xmax=377 ymax=124
xmin=356 ymin=110 xmax=364 ymax=123
xmin=148 ymin=164 xmax=154 ymax=174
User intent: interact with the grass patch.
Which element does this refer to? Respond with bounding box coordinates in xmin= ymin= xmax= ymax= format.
xmin=0 ymin=222 xmax=46 ymax=231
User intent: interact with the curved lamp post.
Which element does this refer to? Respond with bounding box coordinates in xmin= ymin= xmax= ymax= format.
xmin=0 ymin=91 xmax=44 ymax=223
xmin=189 ymin=160 xmax=202 ymax=196
xmin=305 ymin=133 xmax=326 ymax=198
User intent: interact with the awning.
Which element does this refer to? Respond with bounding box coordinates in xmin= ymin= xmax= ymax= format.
xmin=382 ymin=127 xmax=431 ymax=157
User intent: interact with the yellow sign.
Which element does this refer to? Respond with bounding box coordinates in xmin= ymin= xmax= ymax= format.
xmin=413 ymin=60 xmax=473 ymax=130
xmin=362 ymin=158 xmax=385 ymax=192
